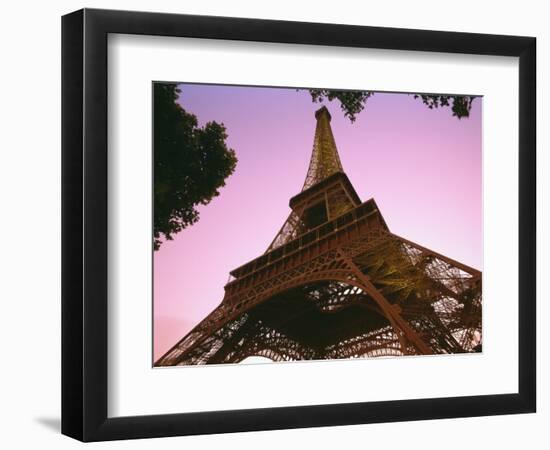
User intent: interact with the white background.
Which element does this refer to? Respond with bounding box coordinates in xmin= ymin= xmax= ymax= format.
xmin=109 ymin=35 xmax=518 ymax=417
xmin=0 ymin=0 xmax=546 ymax=448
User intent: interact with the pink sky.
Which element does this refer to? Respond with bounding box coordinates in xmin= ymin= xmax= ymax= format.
xmin=153 ymin=84 xmax=482 ymax=361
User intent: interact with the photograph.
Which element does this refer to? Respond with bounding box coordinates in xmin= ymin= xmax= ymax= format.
xmin=153 ymin=83 xmax=483 ymax=366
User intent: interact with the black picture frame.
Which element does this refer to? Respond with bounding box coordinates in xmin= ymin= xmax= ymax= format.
xmin=61 ymin=8 xmax=536 ymax=442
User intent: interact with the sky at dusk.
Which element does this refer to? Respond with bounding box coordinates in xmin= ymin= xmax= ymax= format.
xmin=153 ymin=84 xmax=482 ymax=361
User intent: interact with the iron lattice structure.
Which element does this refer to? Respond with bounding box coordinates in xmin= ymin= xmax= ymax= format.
xmin=156 ymin=106 xmax=482 ymax=366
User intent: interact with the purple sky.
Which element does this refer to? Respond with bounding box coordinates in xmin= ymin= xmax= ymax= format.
xmin=153 ymin=84 xmax=482 ymax=361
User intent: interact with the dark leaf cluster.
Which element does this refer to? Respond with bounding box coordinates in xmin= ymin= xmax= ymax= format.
xmin=307 ymin=89 xmax=476 ymax=121
xmin=412 ymin=94 xmax=476 ymax=119
xmin=154 ymin=83 xmax=237 ymax=250
xmin=308 ymin=89 xmax=373 ymax=122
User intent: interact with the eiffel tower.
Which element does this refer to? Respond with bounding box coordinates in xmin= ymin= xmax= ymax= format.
xmin=156 ymin=106 xmax=482 ymax=366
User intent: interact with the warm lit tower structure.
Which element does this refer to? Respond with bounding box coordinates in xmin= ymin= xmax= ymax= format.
xmin=156 ymin=106 xmax=482 ymax=366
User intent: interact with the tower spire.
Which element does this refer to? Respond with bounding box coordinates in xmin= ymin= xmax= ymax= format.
xmin=264 ymin=106 xmax=361 ymax=252
xmin=302 ymin=106 xmax=344 ymax=191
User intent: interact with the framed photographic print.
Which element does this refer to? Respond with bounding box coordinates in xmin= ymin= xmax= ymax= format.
xmin=61 ymin=8 xmax=536 ymax=442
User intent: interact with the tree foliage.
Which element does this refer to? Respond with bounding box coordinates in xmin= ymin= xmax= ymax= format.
xmin=308 ymin=89 xmax=374 ymax=122
xmin=307 ymin=89 xmax=476 ymax=121
xmin=154 ymin=83 xmax=237 ymax=250
xmin=411 ymin=94 xmax=475 ymax=119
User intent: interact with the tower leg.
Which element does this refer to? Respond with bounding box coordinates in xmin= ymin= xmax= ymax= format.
xmin=339 ymin=250 xmax=433 ymax=355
